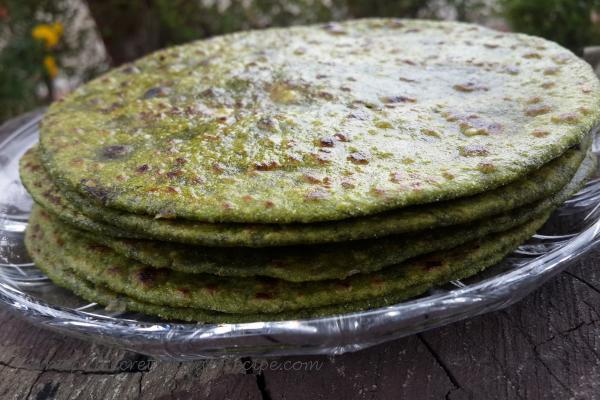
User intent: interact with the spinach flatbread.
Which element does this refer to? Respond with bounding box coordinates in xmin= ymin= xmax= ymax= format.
xmin=68 ymin=149 xmax=599 ymax=281
xmin=38 ymin=19 xmax=600 ymax=224
xmin=26 ymin=207 xmax=549 ymax=314
xmin=21 ymin=136 xmax=591 ymax=246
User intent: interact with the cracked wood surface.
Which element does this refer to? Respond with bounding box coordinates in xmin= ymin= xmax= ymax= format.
xmin=3 ymin=113 xmax=600 ymax=399
xmin=2 ymin=255 xmax=600 ymax=399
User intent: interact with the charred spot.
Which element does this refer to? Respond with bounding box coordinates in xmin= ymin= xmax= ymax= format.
xmin=42 ymin=189 xmax=62 ymax=205
xmin=541 ymin=82 xmax=555 ymax=89
xmin=142 ymin=86 xmax=171 ymax=99
xmin=135 ymin=267 xmax=167 ymax=287
xmin=254 ymin=160 xmax=280 ymax=171
xmin=99 ymin=102 xmax=123 ymax=114
xmin=314 ymin=152 xmax=332 ymax=164
xmin=380 ymin=95 xmax=417 ymax=104
xmin=459 ymin=145 xmax=489 ymax=157
xmin=390 ymin=172 xmax=403 ymax=183
xmin=255 ymin=292 xmax=273 ymax=300
xmin=189 ymin=175 xmax=204 ymax=185
xmin=166 ymin=170 xmax=183 ymax=179
xmin=525 ymin=104 xmax=551 ymax=117
xmin=551 ymin=112 xmax=581 ymax=124
xmin=80 ymin=179 xmax=111 ymax=204
xmin=287 ymin=154 xmax=303 ymax=163
xmin=212 ymin=163 xmax=225 ymax=174
xmin=317 ymin=91 xmax=335 ymax=101
xmin=303 ymin=173 xmax=324 ymax=184
xmin=399 ymin=76 xmax=417 ymax=83
xmin=176 ymin=287 xmax=191 ymax=297
xmin=452 ymin=82 xmax=489 ymax=93
xmin=200 ymin=87 xmax=225 ymax=98
xmin=136 ymin=164 xmax=150 ymax=173
xmin=531 ymin=129 xmax=550 ymax=138
xmin=257 ymin=117 xmax=279 ymax=131
xmin=371 ymin=186 xmax=388 ymax=196
xmin=100 ymin=144 xmax=132 ymax=160
xmin=25 ymin=162 xmax=41 ymax=171
xmin=347 ymin=152 xmax=370 ymax=164
xmin=346 ymin=109 xmax=370 ymax=120
xmin=341 ymin=179 xmax=355 ymax=189
xmin=319 ymin=137 xmax=336 ymax=147
xmin=334 ymin=132 xmax=351 ymax=142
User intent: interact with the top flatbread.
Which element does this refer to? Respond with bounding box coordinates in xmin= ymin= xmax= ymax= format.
xmin=39 ymin=19 xmax=600 ymax=223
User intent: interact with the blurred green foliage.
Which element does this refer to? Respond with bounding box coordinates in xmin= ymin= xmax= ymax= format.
xmin=0 ymin=0 xmax=101 ymax=122
xmin=86 ymin=0 xmax=490 ymax=65
xmin=501 ymin=0 xmax=600 ymax=53
xmin=86 ymin=0 xmax=422 ymax=64
xmin=0 ymin=1 xmax=55 ymax=122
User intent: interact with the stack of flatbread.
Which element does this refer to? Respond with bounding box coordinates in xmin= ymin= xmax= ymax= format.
xmin=20 ymin=19 xmax=600 ymax=322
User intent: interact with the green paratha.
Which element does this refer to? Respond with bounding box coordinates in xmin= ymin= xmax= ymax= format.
xmin=26 ymin=208 xmax=549 ymax=314
xmin=27 ymin=246 xmax=442 ymax=323
xmin=67 ymin=150 xmax=599 ymax=281
xmin=38 ymin=19 xmax=600 ymax=224
xmin=22 ymin=137 xmax=591 ymax=246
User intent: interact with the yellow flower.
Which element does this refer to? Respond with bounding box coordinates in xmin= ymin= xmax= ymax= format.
xmin=43 ymin=55 xmax=59 ymax=78
xmin=32 ymin=22 xmax=63 ymax=49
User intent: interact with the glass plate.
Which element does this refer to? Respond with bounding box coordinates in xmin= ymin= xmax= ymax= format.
xmin=1 ymin=112 xmax=600 ymax=360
